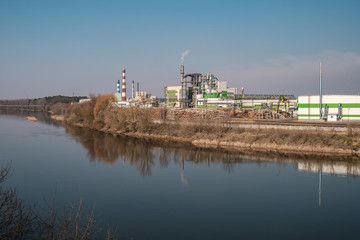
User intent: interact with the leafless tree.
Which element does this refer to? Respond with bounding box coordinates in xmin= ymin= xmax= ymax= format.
xmin=0 ymin=164 xmax=118 ymax=239
xmin=0 ymin=163 xmax=35 ymax=239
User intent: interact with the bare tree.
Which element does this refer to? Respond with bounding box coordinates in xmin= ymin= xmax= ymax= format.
xmin=0 ymin=163 xmax=35 ymax=239
xmin=0 ymin=164 xmax=117 ymax=240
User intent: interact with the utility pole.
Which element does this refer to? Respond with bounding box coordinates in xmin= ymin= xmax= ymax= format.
xmin=319 ymin=63 xmax=323 ymax=120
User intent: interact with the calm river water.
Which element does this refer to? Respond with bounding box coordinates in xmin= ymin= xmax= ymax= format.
xmin=1 ymin=111 xmax=360 ymax=239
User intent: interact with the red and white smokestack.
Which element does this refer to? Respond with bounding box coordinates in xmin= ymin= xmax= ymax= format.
xmin=122 ymin=68 xmax=126 ymax=101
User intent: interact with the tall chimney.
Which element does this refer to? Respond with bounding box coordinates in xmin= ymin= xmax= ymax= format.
xmin=132 ymin=80 xmax=135 ymax=99
xmin=137 ymin=82 xmax=139 ymax=92
xmin=181 ymin=65 xmax=185 ymax=101
xmin=117 ymin=80 xmax=120 ymax=94
xmin=122 ymin=68 xmax=126 ymax=101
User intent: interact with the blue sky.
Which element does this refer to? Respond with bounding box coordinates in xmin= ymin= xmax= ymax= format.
xmin=1 ymin=0 xmax=360 ymax=99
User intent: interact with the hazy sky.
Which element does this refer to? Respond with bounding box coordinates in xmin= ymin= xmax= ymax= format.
xmin=1 ymin=0 xmax=360 ymax=99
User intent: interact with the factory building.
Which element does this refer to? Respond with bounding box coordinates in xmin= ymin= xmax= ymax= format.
xmin=240 ymin=94 xmax=297 ymax=112
xmin=164 ymin=86 xmax=182 ymax=107
xmin=164 ymin=65 xmax=296 ymax=112
xmin=164 ymin=83 xmax=236 ymax=108
xmin=164 ymin=65 xmax=238 ymax=108
xmin=298 ymin=95 xmax=360 ymax=121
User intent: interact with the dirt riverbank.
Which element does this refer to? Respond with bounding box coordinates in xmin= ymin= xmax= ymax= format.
xmin=51 ymin=113 xmax=360 ymax=159
xmin=48 ymin=95 xmax=360 ymax=160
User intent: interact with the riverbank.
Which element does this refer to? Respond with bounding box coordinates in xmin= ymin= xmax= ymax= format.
xmin=119 ymin=129 xmax=360 ymax=158
xmin=51 ymin=118 xmax=360 ymax=160
xmin=48 ymin=94 xmax=360 ymax=159
xmin=50 ymin=114 xmax=64 ymax=121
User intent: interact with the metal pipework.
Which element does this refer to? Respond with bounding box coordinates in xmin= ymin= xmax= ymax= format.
xmin=180 ymin=65 xmax=186 ymax=102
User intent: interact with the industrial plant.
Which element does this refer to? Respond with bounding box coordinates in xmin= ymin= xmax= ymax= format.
xmin=111 ymin=61 xmax=359 ymax=121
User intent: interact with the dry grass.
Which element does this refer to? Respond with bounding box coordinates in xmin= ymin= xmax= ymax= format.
xmin=62 ymin=95 xmax=360 ymax=153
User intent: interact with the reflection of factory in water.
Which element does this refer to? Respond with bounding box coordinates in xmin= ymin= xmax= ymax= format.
xmin=66 ymin=122 xmax=360 ymax=178
xmin=65 ymin=122 xmax=359 ymax=204
xmin=297 ymin=161 xmax=360 ymax=176
xmin=296 ymin=161 xmax=360 ymax=206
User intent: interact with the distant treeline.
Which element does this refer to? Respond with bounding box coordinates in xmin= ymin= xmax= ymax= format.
xmin=0 ymin=95 xmax=88 ymax=106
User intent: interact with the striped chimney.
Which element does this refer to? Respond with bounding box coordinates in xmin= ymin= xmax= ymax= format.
xmin=117 ymin=80 xmax=120 ymax=94
xmin=122 ymin=68 xmax=126 ymax=101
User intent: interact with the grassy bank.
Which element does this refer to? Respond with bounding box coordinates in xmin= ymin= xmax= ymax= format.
xmin=60 ymin=94 xmax=360 ymax=158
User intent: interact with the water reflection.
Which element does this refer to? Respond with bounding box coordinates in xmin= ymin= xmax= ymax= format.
xmin=64 ymin=124 xmax=263 ymax=177
xmin=3 ymin=109 xmax=360 ymax=179
xmin=63 ymin=124 xmax=360 ymax=179
xmin=4 ymin=112 xmax=360 ymax=238
xmin=296 ymin=161 xmax=360 ymax=206
xmin=296 ymin=161 xmax=360 ymax=176
xmin=63 ymin=125 xmax=360 ymax=205
xmin=3 ymin=110 xmax=360 ymax=208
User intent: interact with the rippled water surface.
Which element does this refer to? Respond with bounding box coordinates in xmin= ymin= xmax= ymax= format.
xmin=1 ymin=111 xmax=360 ymax=240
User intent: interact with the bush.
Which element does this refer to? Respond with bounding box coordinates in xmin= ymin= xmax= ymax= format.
xmin=104 ymin=107 xmax=153 ymax=133
xmin=49 ymin=103 xmax=68 ymax=115
xmin=66 ymin=98 xmax=97 ymax=126
xmin=93 ymin=94 xmax=116 ymax=129
xmin=0 ymin=164 xmax=117 ymax=239
xmin=0 ymin=164 xmax=34 ymax=239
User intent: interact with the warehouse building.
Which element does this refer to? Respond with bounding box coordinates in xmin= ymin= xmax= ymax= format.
xmin=298 ymin=95 xmax=360 ymax=121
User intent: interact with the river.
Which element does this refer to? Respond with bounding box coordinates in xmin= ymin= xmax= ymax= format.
xmin=1 ymin=111 xmax=360 ymax=240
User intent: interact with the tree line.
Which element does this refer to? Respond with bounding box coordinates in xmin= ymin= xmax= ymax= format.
xmin=0 ymin=95 xmax=88 ymax=106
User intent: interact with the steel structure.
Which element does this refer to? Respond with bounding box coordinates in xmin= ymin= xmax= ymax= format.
xmin=180 ymin=65 xmax=225 ymax=107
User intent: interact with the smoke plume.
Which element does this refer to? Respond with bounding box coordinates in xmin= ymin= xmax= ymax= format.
xmin=181 ymin=49 xmax=190 ymax=64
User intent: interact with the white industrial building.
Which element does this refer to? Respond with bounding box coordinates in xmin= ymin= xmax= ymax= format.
xmin=298 ymin=95 xmax=360 ymax=121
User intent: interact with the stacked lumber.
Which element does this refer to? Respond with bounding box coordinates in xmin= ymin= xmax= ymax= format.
xmin=150 ymin=108 xmax=291 ymax=121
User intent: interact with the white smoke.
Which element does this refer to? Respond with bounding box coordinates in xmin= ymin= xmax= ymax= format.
xmin=181 ymin=49 xmax=190 ymax=64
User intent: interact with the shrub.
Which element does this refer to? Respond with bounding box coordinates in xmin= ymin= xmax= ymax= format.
xmin=0 ymin=164 xmax=117 ymax=239
xmin=93 ymin=94 xmax=116 ymax=129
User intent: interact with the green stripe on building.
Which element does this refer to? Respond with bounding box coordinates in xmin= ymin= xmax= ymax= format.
xmin=298 ymin=114 xmax=360 ymax=118
xmin=298 ymin=103 xmax=360 ymax=108
xmin=342 ymin=115 xmax=360 ymax=117
xmin=204 ymin=93 xmax=221 ymax=98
